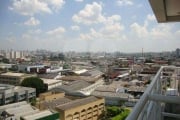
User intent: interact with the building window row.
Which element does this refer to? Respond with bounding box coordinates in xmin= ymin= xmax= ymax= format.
xmin=65 ymin=102 xmax=104 ymax=120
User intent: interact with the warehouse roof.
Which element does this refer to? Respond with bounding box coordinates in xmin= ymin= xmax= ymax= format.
xmin=53 ymin=80 xmax=91 ymax=93
xmin=22 ymin=110 xmax=55 ymax=120
xmin=0 ymin=72 xmax=24 ymax=77
xmin=91 ymin=91 xmax=132 ymax=100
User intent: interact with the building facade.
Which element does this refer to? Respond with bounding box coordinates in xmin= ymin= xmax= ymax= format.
xmin=56 ymin=96 xmax=105 ymax=120
xmin=0 ymin=72 xmax=36 ymax=85
xmin=0 ymin=84 xmax=36 ymax=105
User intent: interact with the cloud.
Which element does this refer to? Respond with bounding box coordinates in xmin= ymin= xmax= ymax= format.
xmin=144 ymin=14 xmax=156 ymax=27
xmin=79 ymin=14 xmax=125 ymax=41
xmin=24 ymin=17 xmax=40 ymax=26
xmin=130 ymin=14 xmax=163 ymax=38
xmin=151 ymin=24 xmax=172 ymax=39
xmin=130 ymin=22 xmax=148 ymax=38
xmin=99 ymin=15 xmax=124 ymax=39
xmin=105 ymin=15 xmax=121 ymax=24
xmin=80 ymin=28 xmax=101 ymax=40
xmin=129 ymin=21 xmax=180 ymax=52
xmin=72 ymin=2 xmax=105 ymax=25
xmin=100 ymin=23 xmax=124 ymax=39
xmin=9 ymin=0 xmax=52 ymax=16
xmin=43 ymin=0 xmax=65 ymax=11
xmin=117 ymin=0 xmax=133 ymax=6
xmin=130 ymin=21 xmax=174 ymax=40
xmin=147 ymin=14 xmax=156 ymax=21
xmin=71 ymin=25 xmax=80 ymax=31
xmin=47 ymin=27 xmax=65 ymax=36
xmin=9 ymin=0 xmax=65 ymax=16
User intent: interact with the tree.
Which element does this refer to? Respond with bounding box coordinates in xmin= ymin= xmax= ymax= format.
xmin=63 ymin=64 xmax=70 ymax=69
xmin=111 ymin=109 xmax=130 ymax=120
xmin=30 ymin=97 xmax=37 ymax=106
xmin=99 ymin=106 xmax=131 ymax=120
xmin=106 ymin=106 xmax=121 ymax=117
xmin=21 ymin=77 xmax=46 ymax=96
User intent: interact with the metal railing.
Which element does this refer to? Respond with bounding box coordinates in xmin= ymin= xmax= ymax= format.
xmin=126 ymin=66 xmax=180 ymax=120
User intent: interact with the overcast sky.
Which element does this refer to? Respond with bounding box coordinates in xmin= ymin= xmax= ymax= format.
xmin=0 ymin=0 xmax=180 ymax=53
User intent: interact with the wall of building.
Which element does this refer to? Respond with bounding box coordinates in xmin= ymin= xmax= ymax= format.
xmin=0 ymin=87 xmax=36 ymax=105
xmin=0 ymin=75 xmax=21 ymax=85
xmin=56 ymin=98 xmax=105 ymax=120
xmin=0 ymin=73 xmax=36 ymax=85
xmin=39 ymin=92 xmax=65 ymax=101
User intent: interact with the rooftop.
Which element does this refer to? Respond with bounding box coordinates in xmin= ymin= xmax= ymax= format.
xmin=22 ymin=110 xmax=54 ymax=120
xmin=60 ymin=75 xmax=97 ymax=83
xmin=5 ymin=104 xmax=36 ymax=117
xmin=52 ymin=80 xmax=91 ymax=93
xmin=0 ymin=101 xmax=27 ymax=112
xmin=0 ymin=85 xmax=35 ymax=94
xmin=41 ymin=78 xmax=62 ymax=85
xmin=0 ymin=102 xmax=39 ymax=120
xmin=0 ymin=84 xmax=14 ymax=90
xmin=91 ymin=91 xmax=132 ymax=100
xmin=41 ymin=97 xmax=72 ymax=109
xmin=82 ymin=69 xmax=104 ymax=78
xmin=0 ymin=72 xmax=24 ymax=77
xmin=56 ymin=96 xmax=99 ymax=110
xmin=13 ymin=86 xmax=35 ymax=92
xmin=38 ymin=73 xmax=59 ymax=79
xmin=127 ymin=86 xmax=146 ymax=92
xmin=74 ymin=69 xmax=88 ymax=74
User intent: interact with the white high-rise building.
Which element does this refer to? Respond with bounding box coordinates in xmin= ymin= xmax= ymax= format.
xmin=15 ymin=51 xmax=21 ymax=59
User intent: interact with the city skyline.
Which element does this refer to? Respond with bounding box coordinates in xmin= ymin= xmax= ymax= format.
xmin=0 ymin=0 xmax=180 ymax=52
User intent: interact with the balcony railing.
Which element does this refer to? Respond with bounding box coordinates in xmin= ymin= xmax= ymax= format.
xmin=126 ymin=66 xmax=180 ymax=120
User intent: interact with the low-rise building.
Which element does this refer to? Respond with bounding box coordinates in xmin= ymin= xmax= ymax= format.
xmin=21 ymin=110 xmax=59 ymax=120
xmin=91 ymin=81 xmax=134 ymax=106
xmin=38 ymin=92 xmax=72 ymax=111
xmin=17 ymin=64 xmax=47 ymax=73
xmin=0 ymin=72 xmax=36 ymax=85
xmin=0 ymin=63 xmax=15 ymax=69
xmin=41 ymin=78 xmax=62 ymax=90
xmin=0 ymin=84 xmax=36 ymax=105
xmin=0 ymin=101 xmax=59 ymax=120
xmin=39 ymin=92 xmax=65 ymax=101
xmin=56 ymin=96 xmax=105 ymax=120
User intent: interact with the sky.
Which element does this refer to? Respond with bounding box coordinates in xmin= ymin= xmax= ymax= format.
xmin=0 ymin=0 xmax=180 ymax=53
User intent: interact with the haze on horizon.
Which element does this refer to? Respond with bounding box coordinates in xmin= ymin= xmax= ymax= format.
xmin=0 ymin=0 xmax=180 ymax=53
